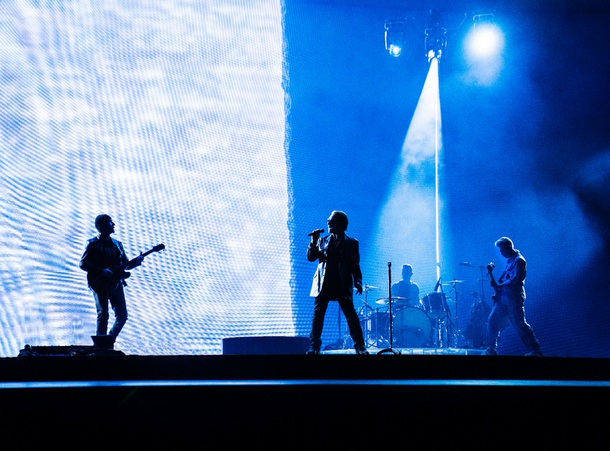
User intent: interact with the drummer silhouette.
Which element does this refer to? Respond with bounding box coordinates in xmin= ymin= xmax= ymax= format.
xmin=391 ymin=264 xmax=421 ymax=309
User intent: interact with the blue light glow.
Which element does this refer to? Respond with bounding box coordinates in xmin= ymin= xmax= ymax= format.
xmin=465 ymin=24 xmax=505 ymax=60
xmin=462 ymin=23 xmax=505 ymax=85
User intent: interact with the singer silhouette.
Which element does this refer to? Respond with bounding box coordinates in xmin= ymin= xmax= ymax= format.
xmin=306 ymin=210 xmax=368 ymax=355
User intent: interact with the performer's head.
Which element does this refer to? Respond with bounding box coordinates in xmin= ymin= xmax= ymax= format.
xmin=402 ymin=264 xmax=413 ymax=279
xmin=495 ymin=236 xmax=516 ymax=257
xmin=95 ymin=214 xmax=114 ymax=235
xmin=327 ymin=210 xmax=348 ymax=234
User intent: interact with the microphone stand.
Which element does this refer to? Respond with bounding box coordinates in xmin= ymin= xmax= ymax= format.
xmin=378 ymin=262 xmax=401 ymax=355
xmin=442 ymin=280 xmax=462 ymax=348
xmin=435 ymin=276 xmax=445 ymax=348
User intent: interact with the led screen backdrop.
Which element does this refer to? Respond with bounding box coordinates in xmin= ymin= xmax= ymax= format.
xmin=1 ymin=0 xmax=610 ymax=358
xmin=0 ymin=0 xmax=292 ymax=356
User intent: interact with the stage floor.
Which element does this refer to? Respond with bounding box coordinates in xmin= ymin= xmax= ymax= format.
xmin=1 ymin=349 xmax=608 ymax=447
xmin=321 ymin=346 xmax=486 ymax=355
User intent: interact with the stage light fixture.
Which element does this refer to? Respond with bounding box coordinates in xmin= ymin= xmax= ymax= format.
xmin=472 ymin=13 xmax=495 ymax=29
xmin=384 ymin=12 xmax=449 ymax=63
xmin=425 ymin=27 xmax=447 ymax=62
xmin=466 ymin=13 xmax=504 ymax=61
xmin=385 ymin=20 xmax=405 ymax=57
xmin=384 ymin=10 xmax=501 ymax=65
xmin=424 ymin=9 xmax=447 ymax=63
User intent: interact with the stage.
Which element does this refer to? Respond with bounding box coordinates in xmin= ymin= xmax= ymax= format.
xmin=1 ymin=343 xmax=608 ymax=447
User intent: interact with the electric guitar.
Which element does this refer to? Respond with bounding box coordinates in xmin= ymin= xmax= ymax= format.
xmin=88 ymin=243 xmax=165 ymax=292
xmin=487 ymin=262 xmax=500 ymax=302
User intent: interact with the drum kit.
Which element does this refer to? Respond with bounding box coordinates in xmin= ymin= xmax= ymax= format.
xmin=355 ymin=281 xmax=463 ymax=349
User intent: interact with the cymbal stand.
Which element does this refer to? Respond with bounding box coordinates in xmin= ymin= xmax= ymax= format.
xmin=446 ymin=281 xmax=461 ymax=348
xmin=433 ymin=316 xmax=442 ymax=348
xmin=360 ymin=285 xmax=374 ymax=346
xmin=433 ymin=278 xmax=446 ymax=348
xmin=378 ymin=262 xmax=401 ymax=355
xmin=348 ymin=284 xmax=376 ymax=349
xmin=462 ymin=262 xmax=490 ymax=304
xmin=460 ymin=263 xmax=492 ymax=348
xmin=371 ymin=306 xmax=385 ymax=348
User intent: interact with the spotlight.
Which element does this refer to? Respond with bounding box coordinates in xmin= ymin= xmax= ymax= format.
xmin=465 ymin=13 xmax=504 ymax=61
xmin=424 ymin=9 xmax=447 ymax=62
xmin=385 ymin=20 xmax=405 ymax=57
xmin=425 ymin=27 xmax=447 ymax=62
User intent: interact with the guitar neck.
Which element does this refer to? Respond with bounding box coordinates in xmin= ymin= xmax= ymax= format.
xmin=121 ymin=244 xmax=164 ymax=270
xmin=89 ymin=244 xmax=164 ymax=292
xmin=489 ymin=272 xmax=497 ymax=286
xmin=487 ymin=264 xmax=499 ymax=292
xmin=140 ymin=249 xmax=157 ymax=259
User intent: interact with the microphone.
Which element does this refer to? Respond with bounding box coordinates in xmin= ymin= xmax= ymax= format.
xmin=459 ymin=262 xmax=471 ymax=266
xmin=307 ymin=228 xmax=325 ymax=237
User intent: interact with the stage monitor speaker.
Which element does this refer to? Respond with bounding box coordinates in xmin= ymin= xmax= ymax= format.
xmin=91 ymin=334 xmax=115 ymax=348
xmin=18 ymin=344 xmax=125 ymax=357
xmin=222 ymin=336 xmax=310 ymax=355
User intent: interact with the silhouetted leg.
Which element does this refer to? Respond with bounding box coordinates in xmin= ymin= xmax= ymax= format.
xmin=108 ymin=284 xmax=128 ymax=338
xmin=486 ymin=301 xmax=509 ymax=355
xmin=93 ymin=291 xmax=109 ymax=336
xmin=309 ymin=296 xmax=329 ymax=351
xmin=508 ymin=300 xmax=542 ymax=353
xmin=339 ymin=297 xmax=366 ymax=350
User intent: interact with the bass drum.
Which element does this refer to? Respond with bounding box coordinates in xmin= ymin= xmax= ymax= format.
xmin=393 ymin=307 xmax=432 ymax=348
xmin=360 ymin=311 xmax=389 ymax=338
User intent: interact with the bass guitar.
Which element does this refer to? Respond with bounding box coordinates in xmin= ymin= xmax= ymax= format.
xmin=88 ymin=243 xmax=165 ymax=292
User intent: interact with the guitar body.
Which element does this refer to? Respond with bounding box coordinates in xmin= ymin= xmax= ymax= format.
xmin=87 ymin=269 xmax=131 ymax=293
xmin=87 ymin=244 xmax=165 ymax=293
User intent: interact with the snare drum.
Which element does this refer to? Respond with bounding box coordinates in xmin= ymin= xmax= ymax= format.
xmin=422 ymin=292 xmax=448 ymax=318
xmin=393 ymin=307 xmax=432 ymax=348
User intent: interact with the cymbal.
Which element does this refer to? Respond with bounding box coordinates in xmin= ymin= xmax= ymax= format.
xmin=442 ymin=280 xmax=463 ymax=285
xmin=375 ymin=297 xmax=406 ymax=305
xmin=354 ymin=285 xmax=379 ymax=293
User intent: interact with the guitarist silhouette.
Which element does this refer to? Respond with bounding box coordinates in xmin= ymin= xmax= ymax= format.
xmin=483 ymin=237 xmax=543 ymax=357
xmin=79 ymin=214 xmax=164 ymax=346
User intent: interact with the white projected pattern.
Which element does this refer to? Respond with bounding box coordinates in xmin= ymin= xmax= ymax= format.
xmin=0 ymin=1 xmax=293 ymax=356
